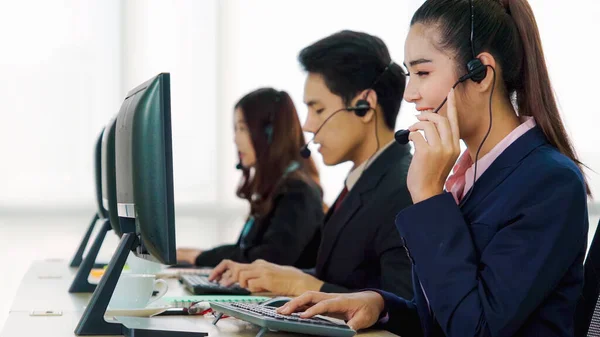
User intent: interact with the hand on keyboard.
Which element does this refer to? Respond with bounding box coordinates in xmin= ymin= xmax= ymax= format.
xmin=210 ymin=301 xmax=356 ymax=336
xmin=231 ymin=303 xmax=348 ymax=327
xmin=180 ymin=274 xmax=251 ymax=295
xmin=276 ymin=291 xmax=385 ymax=331
xmin=209 ymin=259 xmax=324 ymax=296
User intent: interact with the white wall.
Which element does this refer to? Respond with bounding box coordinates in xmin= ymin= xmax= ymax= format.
xmin=0 ymin=0 xmax=121 ymax=208
xmin=532 ymin=0 xmax=600 ymax=198
xmin=121 ymin=0 xmax=219 ymax=208
xmin=0 ymin=0 xmax=599 ymax=212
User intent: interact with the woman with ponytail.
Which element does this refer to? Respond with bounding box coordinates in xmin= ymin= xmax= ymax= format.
xmin=177 ymin=88 xmax=325 ymax=268
xmin=278 ymin=1 xmax=590 ymax=336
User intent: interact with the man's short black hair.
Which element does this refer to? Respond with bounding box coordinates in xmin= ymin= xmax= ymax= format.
xmin=298 ymin=30 xmax=406 ymax=130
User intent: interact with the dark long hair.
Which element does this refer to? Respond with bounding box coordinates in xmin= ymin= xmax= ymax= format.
xmin=235 ymin=88 xmax=323 ymax=217
xmin=412 ymin=0 xmax=590 ymax=196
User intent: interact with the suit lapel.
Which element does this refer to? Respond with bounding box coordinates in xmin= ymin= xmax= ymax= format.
xmin=316 ymin=143 xmax=411 ymax=276
xmin=316 ymin=189 xmax=363 ymax=275
xmin=459 ymin=126 xmax=548 ymax=215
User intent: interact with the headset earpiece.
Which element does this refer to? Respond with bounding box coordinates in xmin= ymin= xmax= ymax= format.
xmin=264 ymin=91 xmax=279 ymax=144
xmin=347 ymin=61 xmax=394 ymax=117
xmin=466 ymin=58 xmax=486 ymax=83
xmin=457 ymin=58 xmax=487 ymax=84
xmin=349 ymin=99 xmax=371 ymax=117
xmin=301 ymin=62 xmax=393 ymax=157
xmin=264 ymin=124 xmax=274 ymax=144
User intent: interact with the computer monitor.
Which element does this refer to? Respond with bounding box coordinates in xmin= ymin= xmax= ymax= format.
xmin=114 ymin=72 xmax=176 ymax=265
xmin=75 ymin=73 xmax=203 ymax=336
xmin=95 ymin=129 xmax=110 ymax=220
xmin=69 ymin=120 xmax=120 ymax=293
xmin=69 ymin=128 xmax=109 ymax=268
xmin=102 ymin=116 xmax=122 ymax=237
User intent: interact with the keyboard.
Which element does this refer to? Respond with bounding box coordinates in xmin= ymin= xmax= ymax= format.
xmin=179 ymin=274 xmax=251 ymax=295
xmin=210 ymin=302 xmax=356 ymax=337
xmin=156 ymin=267 xmax=212 ymax=279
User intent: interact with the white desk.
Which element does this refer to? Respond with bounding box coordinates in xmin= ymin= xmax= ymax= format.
xmin=1 ymin=311 xmax=396 ymax=337
xmin=9 ymin=259 xmax=89 ymax=313
xmin=2 ymin=260 xmax=399 ymax=337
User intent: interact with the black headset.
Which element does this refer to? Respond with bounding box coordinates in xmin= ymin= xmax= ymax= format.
xmin=396 ymin=0 xmax=497 ymax=206
xmin=394 ymin=0 xmax=487 ymax=145
xmin=463 ymin=0 xmax=487 ymax=83
xmin=347 ymin=61 xmax=394 ymax=117
xmin=300 ymin=61 xmax=394 ymax=158
xmin=263 ymin=93 xmax=278 ymax=145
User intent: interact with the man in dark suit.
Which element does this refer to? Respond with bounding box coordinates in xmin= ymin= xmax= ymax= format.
xmin=209 ymin=30 xmax=414 ymax=299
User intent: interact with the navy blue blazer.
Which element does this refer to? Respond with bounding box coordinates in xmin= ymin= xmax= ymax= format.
xmin=376 ymin=127 xmax=589 ymax=337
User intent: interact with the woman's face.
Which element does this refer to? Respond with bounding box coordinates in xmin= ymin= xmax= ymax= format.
xmin=403 ymin=23 xmax=476 ymax=138
xmin=234 ymin=108 xmax=257 ymax=168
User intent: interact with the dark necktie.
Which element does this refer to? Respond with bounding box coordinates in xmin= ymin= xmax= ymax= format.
xmin=334 ymin=186 xmax=349 ymax=212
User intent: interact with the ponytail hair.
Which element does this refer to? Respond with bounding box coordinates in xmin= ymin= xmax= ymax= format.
xmin=411 ymin=0 xmax=590 ymax=196
xmin=506 ymin=0 xmax=590 ymax=196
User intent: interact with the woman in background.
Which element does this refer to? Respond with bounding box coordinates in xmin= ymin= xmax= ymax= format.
xmin=177 ymin=88 xmax=325 ymax=268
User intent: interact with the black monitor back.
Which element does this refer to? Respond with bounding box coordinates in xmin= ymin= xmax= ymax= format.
xmin=102 ymin=117 xmax=122 ymax=237
xmin=115 ymin=73 xmax=175 ymax=265
xmin=94 ymin=129 xmax=109 ymax=220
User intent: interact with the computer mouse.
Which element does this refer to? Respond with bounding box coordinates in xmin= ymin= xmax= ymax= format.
xmin=260 ymin=296 xmax=292 ymax=308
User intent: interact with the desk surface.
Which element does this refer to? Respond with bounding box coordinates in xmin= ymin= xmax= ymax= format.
xmin=1 ymin=311 xmax=397 ymax=337
xmin=9 ymin=260 xmax=190 ymax=313
xmin=2 ymin=260 xmax=399 ymax=337
xmin=9 ymin=259 xmax=89 ymax=313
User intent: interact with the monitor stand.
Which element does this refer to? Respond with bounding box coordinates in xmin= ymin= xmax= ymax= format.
xmin=70 ymin=213 xmax=108 ymax=269
xmin=74 ymin=232 xmax=208 ymax=337
xmin=69 ymin=219 xmax=112 ymax=293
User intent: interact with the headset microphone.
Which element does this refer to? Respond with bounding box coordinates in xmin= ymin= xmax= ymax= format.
xmin=301 ymin=61 xmax=394 ymax=157
xmin=395 ymin=0 xmax=487 ymax=146
xmin=299 ymin=144 xmax=312 ymax=159
xmin=300 ymin=98 xmax=375 ymax=158
xmin=301 ymin=62 xmax=394 ymax=158
xmin=394 ymin=62 xmax=486 ymax=145
xmin=394 ymin=129 xmax=411 ymax=145
xmin=394 ymin=0 xmax=493 ymax=208
xmin=394 ymin=80 xmax=458 ymax=145
xmin=299 ymin=107 xmax=348 ymax=158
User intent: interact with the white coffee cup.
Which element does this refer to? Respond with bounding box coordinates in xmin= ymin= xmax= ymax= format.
xmin=125 ymin=253 xmax=163 ymax=275
xmin=108 ymin=274 xmax=168 ymax=309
